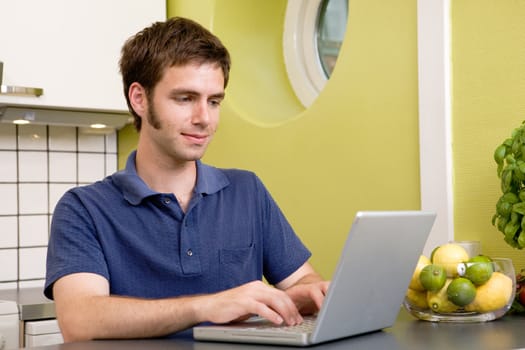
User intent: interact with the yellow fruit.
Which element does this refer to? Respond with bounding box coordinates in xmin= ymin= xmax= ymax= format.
xmin=406 ymin=288 xmax=429 ymax=309
xmin=427 ymin=279 xmax=459 ymax=313
xmin=432 ymin=243 xmax=470 ymax=277
xmin=409 ymin=255 xmax=431 ymax=291
xmin=465 ymin=272 xmax=513 ymax=313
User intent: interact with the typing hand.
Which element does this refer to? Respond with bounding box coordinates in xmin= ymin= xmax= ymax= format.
xmin=285 ymin=280 xmax=330 ymax=315
xmin=199 ymin=280 xmax=303 ymax=326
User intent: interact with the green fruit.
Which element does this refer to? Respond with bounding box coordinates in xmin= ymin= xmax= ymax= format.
xmin=447 ymin=277 xmax=477 ymax=307
xmin=464 ymin=256 xmax=494 ymax=286
xmin=469 ymin=255 xmax=492 ymax=263
xmin=419 ymin=264 xmax=447 ymax=292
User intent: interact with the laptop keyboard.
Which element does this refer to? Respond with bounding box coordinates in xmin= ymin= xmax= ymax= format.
xmin=277 ymin=318 xmax=316 ymax=333
xmin=251 ymin=316 xmax=317 ymax=334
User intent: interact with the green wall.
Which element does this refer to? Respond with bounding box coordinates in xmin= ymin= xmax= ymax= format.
xmin=452 ymin=1 xmax=525 ymax=270
xmin=119 ymin=0 xmax=422 ymax=279
xmin=118 ymin=0 xmax=525 ymax=280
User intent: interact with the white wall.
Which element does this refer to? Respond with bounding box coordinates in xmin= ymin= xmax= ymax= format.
xmin=0 ymin=123 xmax=117 ymax=289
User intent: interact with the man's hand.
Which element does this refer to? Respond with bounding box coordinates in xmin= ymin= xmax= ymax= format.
xmin=285 ymin=280 xmax=330 ymax=315
xmin=196 ymin=280 xmax=304 ymax=326
xmin=274 ymin=262 xmax=330 ymax=315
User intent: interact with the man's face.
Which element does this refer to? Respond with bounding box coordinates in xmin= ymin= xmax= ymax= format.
xmin=141 ymin=63 xmax=225 ymax=165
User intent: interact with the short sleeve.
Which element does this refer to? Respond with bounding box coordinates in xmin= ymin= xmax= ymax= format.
xmin=254 ymin=176 xmax=312 ymax=285
xmin=44 ymin=190 xmax=109 ymax=299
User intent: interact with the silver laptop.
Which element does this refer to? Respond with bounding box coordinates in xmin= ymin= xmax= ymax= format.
xmin=193 ymin=211 xmax=436 ymax=346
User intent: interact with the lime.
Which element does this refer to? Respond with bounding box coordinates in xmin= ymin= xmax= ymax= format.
xmin=409 ymin=255 xmax=431 ymax=291
xmin=427 ymin=279 xmax=459 ymax=313
xmin=419 ymin=264 xmax=447 ymax=292
xmin=432 ymin=243 xmax=470 ymax=277
xmin=470 ymin=254 xmax=492 ymax=263
xmin=464 ymin=256 xmax=494 ymax=286
xmin=446 ymin=277 xmax=476 ymax=307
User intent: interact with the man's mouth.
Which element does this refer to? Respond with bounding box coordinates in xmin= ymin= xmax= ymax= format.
xmin=182 ymin=132 xmax=208 ymax=144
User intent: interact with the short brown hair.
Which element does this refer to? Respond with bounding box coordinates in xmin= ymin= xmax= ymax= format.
xmin=119 ymin=17 xmax=231 ymax=130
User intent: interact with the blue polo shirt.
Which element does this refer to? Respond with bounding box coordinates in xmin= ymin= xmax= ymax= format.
xmin=44 ymin=151 xmax=311 ymax=300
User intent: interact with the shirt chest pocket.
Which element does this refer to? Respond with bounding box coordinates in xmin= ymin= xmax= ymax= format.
xmin=219 ymin=245 xmax=259 ymax=290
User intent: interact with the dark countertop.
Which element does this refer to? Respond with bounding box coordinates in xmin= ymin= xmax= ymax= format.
xmin=0 ymin=287 xmax=55 ymax=320
xmin=12 ymin=309 xmax=525 ymax=350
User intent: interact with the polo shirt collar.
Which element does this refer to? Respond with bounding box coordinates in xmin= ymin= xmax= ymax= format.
xmin=113 ymin=151 xmax=230 ymax=205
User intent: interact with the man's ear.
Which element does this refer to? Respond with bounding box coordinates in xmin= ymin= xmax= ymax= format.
xmin=129 ymin=82 xmax=148 ymax=117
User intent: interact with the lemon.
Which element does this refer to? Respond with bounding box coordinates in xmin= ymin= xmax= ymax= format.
xmin=409 ymin=255 xmax=431 ymax=291
xmin=465 ymin=272 xmax=513 ymax=313
xmin=447 ymin=277 xmax=476 ymax=307
xmin=427 ymin=279 xmax=459 ymax=313
xmin=464 ymin=256 xmax=494 ymax=286
xmin=430 ymin=245 xmax=440 ymax=262
xmin=406 ymin=288 xmax=429 ymax=309
xmin=432 ymin=243 xmax=470 ymax=277
xmin=419 ymin=264 xmax=447 ymax=292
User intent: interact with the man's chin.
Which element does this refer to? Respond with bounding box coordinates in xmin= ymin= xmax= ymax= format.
xmin=184 ymin=149 xmax=207 ymax=161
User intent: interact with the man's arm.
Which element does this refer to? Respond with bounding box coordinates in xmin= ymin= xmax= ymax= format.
xmin=53 ymin=272 xmax=304 ymax=342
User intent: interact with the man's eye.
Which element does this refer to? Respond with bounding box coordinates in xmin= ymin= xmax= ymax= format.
xmin=209 ymin=98 xmax=223 ymax=107
xmin=175 ymin=95 xmax=192 ymax=103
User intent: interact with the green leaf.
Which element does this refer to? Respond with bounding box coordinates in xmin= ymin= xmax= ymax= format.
xmin=492 ymin=213 xmax=498 ymax=226
xmin=497 ymin=163 xmax=504 ymax=177
xmin=503 ymin=192 xmax=520 ymax=204
xmin=502 ymin=169 xmax=514 ymax=193
xmin=498 ymin=216 xmax=509 ymax=232
xmin=517 ymin=230 xmax=525 ymax=249
xmin=513 ymin=202 xmax=525 ymax=215
xmin=504 ymin=234 xmax=519 ymax=248
xmin=506 ymin=154 xmax=517 ymax=164
xmin=519 ymin=161 xmax=525 ymax=174
xmin=511 ymin=211 xmax=521 ymax=224
xmin=512 ymin=137 xmax=522 ymax=155
xmin=497 ymin=200 xmax=513 ymax=217
xmin=494 ymin=144 xmax=507 ymax=164
xmin=505 ymin=222 xmax=519 ymax=235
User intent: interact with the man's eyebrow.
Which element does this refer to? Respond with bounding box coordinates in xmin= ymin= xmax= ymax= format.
xmin=210 ymin=92 xmax=225 ymax=100
xmin=169 ymin=89 xmax=225 ymax=99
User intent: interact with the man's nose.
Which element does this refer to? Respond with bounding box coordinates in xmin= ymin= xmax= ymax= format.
xmin=192 ymin=100 xmax=210 ymax=125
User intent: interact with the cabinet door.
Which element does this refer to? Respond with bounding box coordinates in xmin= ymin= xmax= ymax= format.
xmin=24 ymin=319 xmax=63 ymax=347
xmin=0 ymin=0 xmax=165 ymax=112
xmin=25 ymin=333 xmax=64 ymax=347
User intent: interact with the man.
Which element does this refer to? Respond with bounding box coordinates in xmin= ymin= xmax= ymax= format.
xmin=45 ymin=17 xmax=328 ymax=342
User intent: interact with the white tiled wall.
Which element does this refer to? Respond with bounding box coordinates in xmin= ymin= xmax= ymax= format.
xmin=0 ymin=124 xmax=118 ymax=289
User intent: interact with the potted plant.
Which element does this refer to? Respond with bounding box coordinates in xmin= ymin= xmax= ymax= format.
xmin=492 ymin=120 xmax=525 ymax=249
xmin=493 ymin=121 xmax=525 ymax=313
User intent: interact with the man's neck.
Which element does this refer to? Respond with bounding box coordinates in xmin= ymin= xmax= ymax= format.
xmin=135 ymin=149 xmax=197 ymax=208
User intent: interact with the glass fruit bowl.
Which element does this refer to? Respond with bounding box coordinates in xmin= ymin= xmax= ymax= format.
xmin=404 ymin=242 xmax=515 ymax=322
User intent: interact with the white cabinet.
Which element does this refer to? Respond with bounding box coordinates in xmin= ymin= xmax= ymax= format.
xmin=0 ymin=0 xmax=166 ymax=112
xmin=24 ymin=319 xmax=63 ymax=347
xmin=0 ymin=301 xmax=18 ymax=350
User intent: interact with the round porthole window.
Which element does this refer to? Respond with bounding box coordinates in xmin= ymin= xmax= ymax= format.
xmin=283 ymin=0 xmax=348 ymax=108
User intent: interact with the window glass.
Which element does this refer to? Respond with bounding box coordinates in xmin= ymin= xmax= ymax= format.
xmin=317 ymin=0 xmax=348 ymax=78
